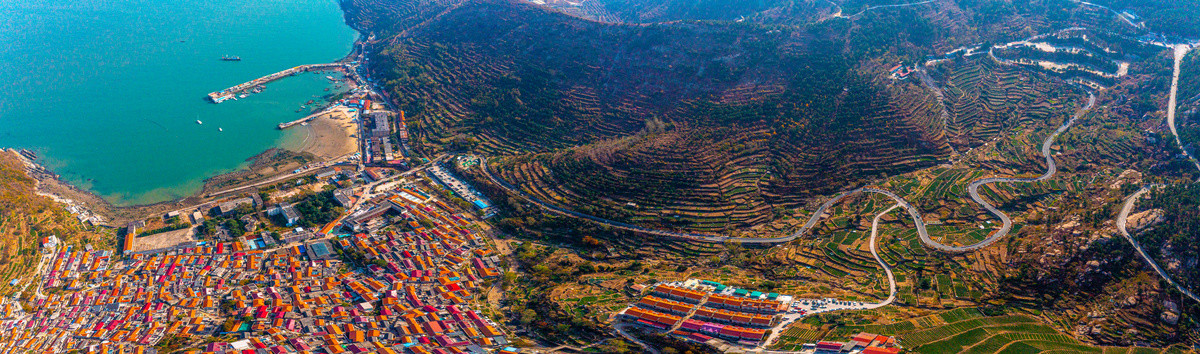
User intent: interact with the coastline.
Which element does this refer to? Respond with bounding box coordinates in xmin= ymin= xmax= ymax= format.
xmin=13 ymin=69 xmax=361 ymax=227
xmin=282 ymin=107 xmax=360 ymax=160
xmin=3 ymin=14 xmax=370 ymax=227
xmin=11 ymin=107 xmax=357 ymax=226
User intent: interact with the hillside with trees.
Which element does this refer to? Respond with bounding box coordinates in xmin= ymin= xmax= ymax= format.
xmin=337 ymin=0 xmax=1200 ymax=350
xmin=0 ymin=151 xmax=108 ymax=296
xmin=1135 ymin=184 xmax=1200 ymax=296
xmin=343 ymin=0 xmax=1138 ymax=233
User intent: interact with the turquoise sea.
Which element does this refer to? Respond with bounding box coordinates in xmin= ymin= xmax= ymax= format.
xmin=0 ymin=0 xmax=358 ymax=206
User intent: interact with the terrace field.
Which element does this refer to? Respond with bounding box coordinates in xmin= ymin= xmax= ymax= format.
xmin=775 ymin=307 xmax=1193 ymax=353
xmin=343 ymin=0 xmax=1158 ymax=236
xmin=342 ymin=0 xmax=1200 ymax=351
xmin=0 ymin=151 xmax=110 ymax=297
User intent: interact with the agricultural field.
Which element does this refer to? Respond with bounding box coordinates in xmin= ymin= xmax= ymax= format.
xmin=775 ymin=307 xmax=1189 ymax=353
xmin=926 ymin=56 xmax=1081 ymax=151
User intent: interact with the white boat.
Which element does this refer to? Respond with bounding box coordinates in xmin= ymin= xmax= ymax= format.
xmin=218 ymin=127 xmax=223 ymax=132
xmin=239 ymin=94 xmax=248 ymax=98
xmin=196 ymin=120 xmax=203 ymax=125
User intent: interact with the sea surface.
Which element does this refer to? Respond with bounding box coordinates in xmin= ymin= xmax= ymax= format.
xmin=0 ymin=0 xmax=358 ymax=206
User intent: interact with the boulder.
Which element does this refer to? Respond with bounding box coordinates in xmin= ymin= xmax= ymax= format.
xmin=1161 ymin=311 xmax=1180 ymax=325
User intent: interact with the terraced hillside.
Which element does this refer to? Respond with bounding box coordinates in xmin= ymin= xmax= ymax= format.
xmin=928 ymin=57 xmax=1081 ymax=151
xmin=536 ymin=0 xmax=835 ymax=25
xmin=0 ymin=151 xmax=108 ymax=296
xmin=353 ymin=0 xmax=819 ymax=153
xmin=487 ymin=73 xmax=950 ymax=232
xmin=344 ymin=0 xmax=1160 ymax=236
xmin=987 ymin=28 xmax=1164 ymax=89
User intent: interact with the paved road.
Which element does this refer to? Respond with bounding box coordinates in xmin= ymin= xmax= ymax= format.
xmin=1073 ymin=0 xmax=1143 ymax=29
xmin=613 ymin=322 xmax=660 ymax=354
xmin=204 ymin=152 xmax=358 ymax=198
xmin=323 ymin=155 xmax=448 ymax=236
xmin=757 ymin=203 xmax=904 ymax=349
xmin=868 ymin=204 xmax=899 ymax=308
xmin=1115 ymin=185 xmax=1200 ymax=303
xmin=1165 ymin=44 xmax=1200 ymax=175
xmin=814 ymin=0 xmax=937 ymax=23
xmin=478 ymin=90 xmax=1094 ymax=254
xmin=846 ymin=0 xmax=938 ymax=18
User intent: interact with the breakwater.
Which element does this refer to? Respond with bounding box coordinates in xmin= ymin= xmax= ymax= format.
xmin=207 ymin=63 xmax=348 ymax=103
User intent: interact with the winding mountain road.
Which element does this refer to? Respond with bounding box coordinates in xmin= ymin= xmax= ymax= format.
xmin=480 ymin=91 xmax=1094 ymax=254
xmin=868 ymin=204 xmax=899 ymax=308
xmin=1115 ymin=185 xmax=1200 ymax=303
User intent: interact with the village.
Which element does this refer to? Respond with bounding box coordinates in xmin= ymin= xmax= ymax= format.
xmin=0 ymin=159 xmax=513 ymax=354
xmin=617 ymin=279 xmax=903 ymax=354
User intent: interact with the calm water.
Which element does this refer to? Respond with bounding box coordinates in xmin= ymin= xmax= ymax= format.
xmin=0 ymin=0 xmax=357 ymax=206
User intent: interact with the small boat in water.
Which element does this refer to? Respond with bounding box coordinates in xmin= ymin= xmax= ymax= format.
xmin=196 ymin=120 xmax=203 ymax=125
xmin=239 ymin=94 xmax=248 ymax=98
xmin=221 ymin=55 xmax=241 ymax=61
xmin=218 ymin=127 xmax=223 ymax=132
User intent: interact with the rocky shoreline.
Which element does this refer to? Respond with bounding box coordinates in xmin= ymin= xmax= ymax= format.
xmin=3 ymin=33 xmax=370 ymax=228
xmin=7 ymin=148 xmax=111 ymax=226
xmin=4 ymin=146 xmax=324 ymax=227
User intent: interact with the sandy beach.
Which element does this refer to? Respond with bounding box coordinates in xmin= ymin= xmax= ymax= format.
xmin=289 ymin=108 xmax=359 ymax=159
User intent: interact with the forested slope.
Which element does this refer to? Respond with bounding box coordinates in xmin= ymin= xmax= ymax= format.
xmin=343 ymin=0 xmax=1140 ymax=233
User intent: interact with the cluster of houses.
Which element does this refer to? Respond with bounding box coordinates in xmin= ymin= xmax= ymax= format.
xmin=426 ymin=164 xmax=495 ymax=218
xmin=365 ymin=110 xmax=402 ymax=165
xmin=808 ymin=332 xmax=901 ymax=354
xmin=34 ymin=244 xmax=112 ymax=290
xmin=889 ymin=64 xmax=914 ymax=79
xmin=0 ymin=181 xmax=511 ymax=354
xmin=618 ymin=280 xmax=793 ymax=347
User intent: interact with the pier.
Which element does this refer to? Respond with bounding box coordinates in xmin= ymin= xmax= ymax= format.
xmin=278 ymin=109 xmax=338 ymax=130
xmin=207 ymin=63 xmax=348 ymax=103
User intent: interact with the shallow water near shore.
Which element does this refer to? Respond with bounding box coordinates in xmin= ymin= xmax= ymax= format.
xmin=0 ymin=0 xmax=357 ymax=206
